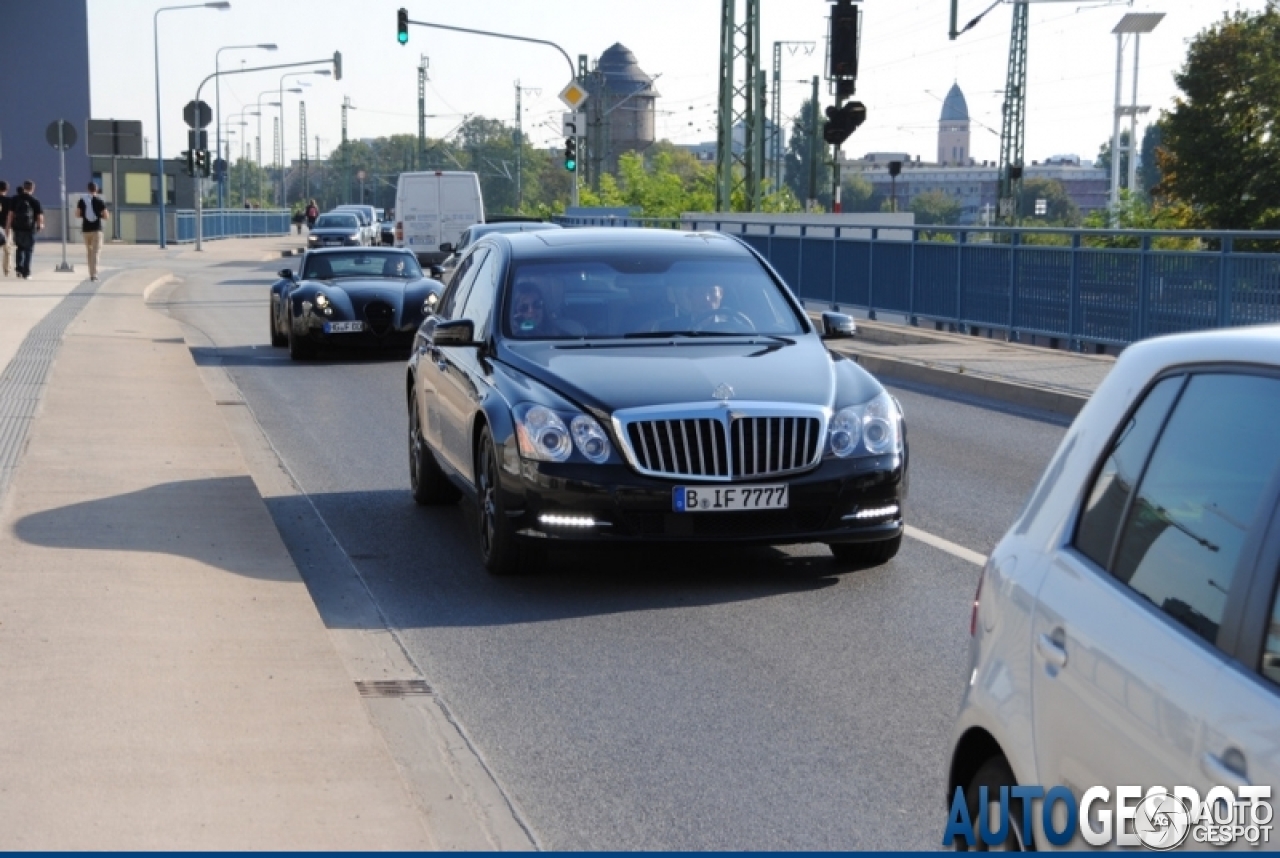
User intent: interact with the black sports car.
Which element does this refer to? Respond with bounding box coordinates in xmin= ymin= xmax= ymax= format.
xmin=270 ymin=248 xmax=443 ymax=359
xmin=406 ymin=228 xmax=908 ymax=576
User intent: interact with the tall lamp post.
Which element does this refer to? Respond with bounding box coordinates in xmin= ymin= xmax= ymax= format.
xmin=279 ymin=69 xmax=332 ymax=207
xmin=1109 ymin=12 xmax=1164 ymax=214
xmin=215 ymin=43 xmax=277 ymax=210
xmin=225 ymin=112 xmax=255 ymax=205
xmin=154 ymin=1 xmax=230 ymax=249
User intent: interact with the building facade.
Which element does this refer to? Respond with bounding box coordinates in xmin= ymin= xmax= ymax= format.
xmin=586 ymin=44 xmax=659 ymax=176
xmin=937 ymin=83 xmax=971 ymax=166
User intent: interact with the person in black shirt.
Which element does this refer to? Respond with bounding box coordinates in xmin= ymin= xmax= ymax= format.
xmin=0 ymin=181 xmax=11 ymax=277
xmin=76 ymin=181 xmax=110 ymax=281
xmin=6 ymin=181 xmax=44 ymax=279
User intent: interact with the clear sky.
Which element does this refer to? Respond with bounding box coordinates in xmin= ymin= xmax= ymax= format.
xmin=88 ymin=0 xmax=1267 ymax=170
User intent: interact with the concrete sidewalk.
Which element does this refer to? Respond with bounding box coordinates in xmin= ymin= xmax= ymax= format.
xmin=0 ymin=235 xmax=1119 ymax=849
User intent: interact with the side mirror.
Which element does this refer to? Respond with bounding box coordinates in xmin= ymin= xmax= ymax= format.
xmin=820 ymin=312 xmax=856 ymax=340
xmin=438 ymin=242 xmax=454 ymax=254
xmin=432 ymin=318 xmax=475 ymax=346
xmin=278 ymin=268 xmax=294 ymax=280
xmin=429 ymin=264 xmax=445 ymax=280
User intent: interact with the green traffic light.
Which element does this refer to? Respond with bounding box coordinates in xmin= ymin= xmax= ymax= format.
xmin=398 ymin=30 xmax=408 ymax=44
xmin=565 ymin=159 xmax=576 ymax=172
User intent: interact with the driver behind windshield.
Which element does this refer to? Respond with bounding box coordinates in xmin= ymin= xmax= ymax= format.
xmin=651 ymin=281 xmax=726 ymax=332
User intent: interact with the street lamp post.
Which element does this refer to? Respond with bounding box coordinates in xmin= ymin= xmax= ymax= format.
xmin=255 ymin=90 xmax=286 ymax=206
xmin=154 ymin=1 xmax=230 ymax=249
xmin=215 ymin=43 xmax=277 ymax=211
xmin=279 ymin=69 xmax=331 ymax=208
xmin=1109 ymin=12 xmax=1164 ymax=214
xmin=225 ymin=112 xmax=254 ymax=205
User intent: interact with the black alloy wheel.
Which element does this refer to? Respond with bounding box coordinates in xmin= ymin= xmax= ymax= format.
xmin=956 ymin=757 xmax=1032 ymax=852
xmin=828 ymin=533 xmax=902 ymax=567
xmin=270 ymin=299 xmax=287 ymax=347
xmin=409 ymin=388 xmax=460 ymax=506
xmin=476 ymin=428 xmax=543 ymax=576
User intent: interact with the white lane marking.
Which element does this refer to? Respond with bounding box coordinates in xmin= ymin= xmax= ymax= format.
xmin=905 ymin=525 xmax=987 ymax=567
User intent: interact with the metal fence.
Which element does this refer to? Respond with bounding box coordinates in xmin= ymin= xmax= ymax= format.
xmin=173 ymin=208 xmax=292 ymax=243
xmin=555 ymin=215 xmax=1280 ymax=348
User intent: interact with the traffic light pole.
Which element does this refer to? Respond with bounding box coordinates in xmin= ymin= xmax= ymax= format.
xmin=191 ymin=55 xmax=342 ymax=250
xmin=399 ymin=13 xmax=579 ymax=208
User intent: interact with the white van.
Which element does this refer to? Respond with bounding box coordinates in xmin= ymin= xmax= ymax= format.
xmin=394 ymin=171 xmax=484 ymax=265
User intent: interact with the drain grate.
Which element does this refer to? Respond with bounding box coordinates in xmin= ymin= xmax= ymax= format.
xmin=355 ymin=679 xmax=433 ymax=698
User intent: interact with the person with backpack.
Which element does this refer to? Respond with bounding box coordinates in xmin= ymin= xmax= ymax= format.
xmin=0 ymin=181 xmax=11 ymax=277
xmin=76 ymin=181 xmax=110 ymax=282
xmin=6 ymin=181 xmax=43 ymax=279
xmin=305 ymin=199 xmax=319 ymax=230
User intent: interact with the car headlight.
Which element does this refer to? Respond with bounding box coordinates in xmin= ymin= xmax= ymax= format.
xmin=514 ymin=405 xmax=573 ymax=462
xmin=829 ymin=391 xmax=902 ymax=458
xmin=570 ymin=415 xmax=611 ymax=463
xmin=314 ymin=293 xmax=330 ymax=309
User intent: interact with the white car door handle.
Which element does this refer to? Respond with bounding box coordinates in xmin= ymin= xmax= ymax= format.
xmin=1037 ymin=632 xmax=1068 ymax=669
xmin=1201 ymin=751 xmax=1251 ymax=789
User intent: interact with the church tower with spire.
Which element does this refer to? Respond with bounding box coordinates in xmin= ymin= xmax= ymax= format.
xmin=937 ymin=82 xmax=971 ymax=165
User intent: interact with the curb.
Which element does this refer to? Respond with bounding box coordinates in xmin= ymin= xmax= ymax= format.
xmin=847 ymin=350 xmax=1089 ymax=417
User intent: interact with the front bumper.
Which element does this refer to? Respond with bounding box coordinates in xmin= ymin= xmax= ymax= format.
xmin=499 ymin=453 xmax=906 ymax=545
xmin=294 ymin=311 xmax=416 ymax=351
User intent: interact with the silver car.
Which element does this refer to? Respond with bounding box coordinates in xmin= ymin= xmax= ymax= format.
xmin=948 ymin=324 xmax=1280 ymax=850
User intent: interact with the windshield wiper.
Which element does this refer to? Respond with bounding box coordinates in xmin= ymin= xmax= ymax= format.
xmin=623 ymin=330 xmax=746 ymax=339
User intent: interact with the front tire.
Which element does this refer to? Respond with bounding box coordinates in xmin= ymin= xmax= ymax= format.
xmin=957 ymin=757 xmax=1032 ymax=851
xmin=475 ymin=428 xmax=543 ymax=576
xmin=270 ymin=299 xmax=287 ymax=347
xmin=828 ymin=533 xmax=902 ymax=566
xmin=409 ymin=388 xmax=460 ymax=505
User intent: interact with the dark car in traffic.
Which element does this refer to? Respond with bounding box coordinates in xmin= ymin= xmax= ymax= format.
xmin=436 ymin=220 xmax=562 ymax=285
xmin=305 ymin=212 xmax=365 ymax=249
xmin=406 ymin=228 xmax=907 ymax=575
xmin=271 ymin=248 xmax=443 ymax=359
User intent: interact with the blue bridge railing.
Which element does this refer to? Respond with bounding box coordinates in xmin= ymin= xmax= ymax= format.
xmin=555 ymin=216 xmax=1280 ymax=349
xmin=174 ymin=208 xmax=291 ymax=243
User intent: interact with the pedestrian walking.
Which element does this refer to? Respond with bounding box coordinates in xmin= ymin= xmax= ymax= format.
xmin=6 ymin=181 xmax=43 ymax=280
xmin=305 ymin=198 xmax=319 ymax=230
xmin=76 ymin=181 xmax=109 ymax=281
xmin=0 ymin=181 xmax=11 ymax=277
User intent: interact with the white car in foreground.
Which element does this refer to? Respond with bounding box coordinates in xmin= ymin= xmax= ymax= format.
xmin=948 ymin=324 xmax=1280 ymax=850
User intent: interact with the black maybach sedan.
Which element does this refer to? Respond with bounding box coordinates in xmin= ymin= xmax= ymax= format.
xmin=406 ymin=228 xmax=908 ymax=576
xmin=271 ymin=247 xmax=443 ymax=359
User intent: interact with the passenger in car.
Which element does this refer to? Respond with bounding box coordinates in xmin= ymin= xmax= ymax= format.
xmin=509 ymin=280 xmax=585 ymax=337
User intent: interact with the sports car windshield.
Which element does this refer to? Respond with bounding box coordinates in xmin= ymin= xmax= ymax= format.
xmin=303 ymin=253 xmax=423 ymax=280
xmin=504 ymin=255 xmax=807 ymax=339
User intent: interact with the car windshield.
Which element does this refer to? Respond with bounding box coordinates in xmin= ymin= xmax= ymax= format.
xmin=303 ymin=253 xmax=423 ymax=280
xmin=503 ymin=254 xmax=806 ymax=340
xmin=315 ymin=214 xmax=359 ymax=229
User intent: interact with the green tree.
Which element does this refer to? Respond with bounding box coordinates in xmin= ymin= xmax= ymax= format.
xmin=840 ymin=173 xmax=877 ymax=213
xmin=1139 ymin=121 xmax=1165 ymax=199
xmin=1083 ymin=190 xmax=1197 ymax=247
xmin=1018 ymin=178 xmax=1080 ymax=226
xmin=1160 ymin=7 xmax=1280 ymax=229
xmin=784 ymin=97 xmax=831 ymax=210
xmin=909 ymin=189 xmax=961 ymax=225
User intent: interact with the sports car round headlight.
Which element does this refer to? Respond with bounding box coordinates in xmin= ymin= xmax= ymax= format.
xmin=314 ymin=293 xmax=330 ymax=309
xmin=514 ymin=405 xmax=572 ymax=462
xmin=570 ymin=415 xmax=611 ymax=464
xmin=829 ymin=407 xmax=862 ymax=458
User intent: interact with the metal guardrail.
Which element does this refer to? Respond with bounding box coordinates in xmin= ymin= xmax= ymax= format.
xmin=173 ymin=208 xmax=291 ymax=243
xmin=555 ymin=216 xmax=1280 ymax=348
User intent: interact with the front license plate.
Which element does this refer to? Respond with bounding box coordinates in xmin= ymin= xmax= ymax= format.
xmin=323 ymin=321 xmax=363 ymax=333
xmin=673 ymin=484 xmax=788 ymax=512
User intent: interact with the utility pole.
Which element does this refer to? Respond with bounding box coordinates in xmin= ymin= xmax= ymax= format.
xmin=771 ymin=41 xmax=815 ymax=196
xmin=417 ymin=55 xmax=428 ymax=171
xmin=514 ymin=80 xmax=540 ymax=212
xmin=342 ymin=96 xmax=354 ymax=204
xmin=997 ymin=0 xmax=1028 ymax=225
xmin=807 ymin=75 xmax=820 ymax=210
xmin=272 ymin=116 xmax=281 ymax=207
xmin=716 ymin=0 xmax=764 ymax=211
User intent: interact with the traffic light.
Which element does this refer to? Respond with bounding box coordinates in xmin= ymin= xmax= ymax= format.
xmin=564 ymin=137 xmax=577 ymax=172
xmin=822 ymin=100 xmax=867 ymax=146
xmin=397 ymin=8 xmax=409 ymax=44
xmin=333 ymin=50 xmax=343 ymax=81
xmin=828 ymin=0 xmax=860 ymax=80
xmin=183 ymin=150 xmax=195 ymax=177
xmin=195 ymin=149 xmax=211 ymax=178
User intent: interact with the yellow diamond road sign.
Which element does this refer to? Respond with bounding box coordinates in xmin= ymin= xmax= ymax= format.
xmin=559 ymin=80 xmax=589 ymax=110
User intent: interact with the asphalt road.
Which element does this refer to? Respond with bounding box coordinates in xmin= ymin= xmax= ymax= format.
xmin=161 ymin=255 xmax=1066 ymax=850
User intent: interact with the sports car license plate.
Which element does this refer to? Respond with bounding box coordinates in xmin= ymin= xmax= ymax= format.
xmin=324 ymin=321 xmax=363 ymax=333
xmin=673 ymin=484 xmax=788 ymax=512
